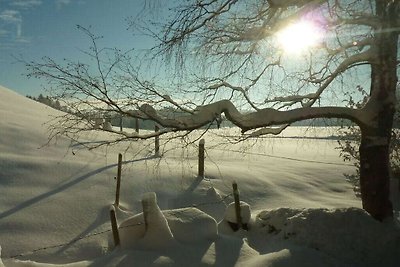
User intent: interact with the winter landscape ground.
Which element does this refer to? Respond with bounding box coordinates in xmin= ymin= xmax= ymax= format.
xmin=0 ymin=84 xmax=399 ymax=266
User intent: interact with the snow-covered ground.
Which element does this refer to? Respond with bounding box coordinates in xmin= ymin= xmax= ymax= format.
xmin=0 ymin=85 xmax=399 ymax=266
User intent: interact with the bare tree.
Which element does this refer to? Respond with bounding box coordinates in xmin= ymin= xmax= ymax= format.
xmin=26 ymin=1 xmax=399 ymax=221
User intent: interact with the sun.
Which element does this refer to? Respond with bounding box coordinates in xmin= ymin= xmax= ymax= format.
xmin=276 ymin=20 xmax=322 ymax=54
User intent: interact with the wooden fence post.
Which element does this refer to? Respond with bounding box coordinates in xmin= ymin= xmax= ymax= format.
xmin=155 ymin=125 xmax=160 ymax=157
xmin=198 ymin=139 xmax=205 ymax=178
xmin=110 ymin=206 xmax=120 ymax=247
xmin=142 ymin=193 xmax=157 ymax=231
xmin=119 ymin=116 xmax=123 ymax=132
xmin=115 ymin=153 xmax=122 ymax=207
xmin=135 ymin=118 xmax=139 ymax=133
xmin=232 ymin=181 xmax=242 ymax=229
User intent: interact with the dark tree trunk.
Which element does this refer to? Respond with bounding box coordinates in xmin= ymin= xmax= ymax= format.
xmin=358 ymin=0 xmax=398 ymax=221
xmin=359 ymin=131 xmax=393 ymax=221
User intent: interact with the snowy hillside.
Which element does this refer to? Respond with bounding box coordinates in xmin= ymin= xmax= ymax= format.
xmin=0 ymin=85 xmax=399 ymax=266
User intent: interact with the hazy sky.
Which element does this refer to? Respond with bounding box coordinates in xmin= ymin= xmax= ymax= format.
xmin=0 ymin=0 xmax=156 ymax=95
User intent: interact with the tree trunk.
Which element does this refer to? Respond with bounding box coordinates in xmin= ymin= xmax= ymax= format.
xmin=358 ymin=0 xmax=398 ymax=221
xmin=359 ymin=132 xmax=393 ymax=221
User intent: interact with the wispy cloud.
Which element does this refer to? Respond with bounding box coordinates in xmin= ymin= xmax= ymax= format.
xmin=0 ymin=10 xmax=23 ymax=39
xmin=55 ymin=0 xmax=71 ymax=10
xmin=10 ymin=0 xmax=42 ymax=9
xmin=0 ymin=10 xmax=22 ymax=24
xmin=0 ymin=1 xmax=42 ymax=50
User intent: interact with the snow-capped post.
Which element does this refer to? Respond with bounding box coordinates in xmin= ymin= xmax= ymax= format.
xmin=232 ymin=181 xmax=242 ymax=230
xmin=142 ymin=192 xmax=157 ymax=231
xmin=109 ymin=206 xmax=120 ymax=247
xmin=114 ymin=153 xmax=122 ymax=207
xmin=135 ymin=118 xmax=139 ymax=133
xmin=155 ymin=125 xmax=160 ymax=157
xmin=198 ymin=139 xmax=205 ymax=178
xmin=140 ymin=192 xmax=175 ymax=248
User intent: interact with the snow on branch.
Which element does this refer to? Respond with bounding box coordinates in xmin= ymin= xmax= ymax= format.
xmin=139 ymin=99 xmax=363 ymax=133
xmin=248 ymin=124 xmax=289 ymax=137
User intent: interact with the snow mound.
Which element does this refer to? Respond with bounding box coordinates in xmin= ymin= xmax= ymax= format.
xmin=102 ymin=121 xmax=113 ymax=131
xmin=119 ymin=192 xmax=174 ymax=249
xmin=118 ymin=192 xmax=218 ymax=250
xmin=253 ymin=207 xmax=400 ymax=267
xmin=118 ymin=207 xmax=218 ymax=248
xmin=164 ymin=207 xmax=218 ymax=244
xmin=169 ymin=185 xmax=227 ymax=221
xmin=117 ymin=213 xmax=146 ymax=248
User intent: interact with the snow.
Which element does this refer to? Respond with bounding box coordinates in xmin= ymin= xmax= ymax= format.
xmin=252 ymin=208 xmax=400 ymax=266
xmin=119 ymin=192 xmax=175 ymax=249
xmin=0 ymin=247 xmax=4 ymax=267
xmin=223 ymin=201 xmax=251 ymax=224
xmin=102 ymin=121 xmax=113 ymax=131
xmin=118 ymin=196 xmax=218 ymax=249
xmin=163 ymin=207 xmax=218 ymax=244
xmin=140 ymin=99 xmax=359 ymax=135
xmin=0 ymin=84 xmax=399 ymax=266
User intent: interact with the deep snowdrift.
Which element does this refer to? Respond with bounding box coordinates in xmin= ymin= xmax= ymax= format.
xmin=0 ymin=85 xmax=399 ymax=266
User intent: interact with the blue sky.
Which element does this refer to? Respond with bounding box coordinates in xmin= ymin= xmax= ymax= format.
xmin=0 ymin=0 xmax=156 ymax=96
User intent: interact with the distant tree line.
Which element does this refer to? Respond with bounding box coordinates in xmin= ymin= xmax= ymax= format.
xmin=26 ymin=94 xmax=66 ymax=112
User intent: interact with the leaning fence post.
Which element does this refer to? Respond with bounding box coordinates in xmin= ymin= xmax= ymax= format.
xmin=198 ymin=139 xmax=205 ymax=178
xmin=155 ymin=125 xmax=160 ymax=157
xmin=232 ymin=181 xmax=242 ymax=229
xmin=110 ymin=206 xmax=120 ymax=247
xmin=114 ymin=153 xmax=122 ymax=207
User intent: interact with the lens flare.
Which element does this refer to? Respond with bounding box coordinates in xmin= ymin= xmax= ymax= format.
xmin=276 ymin=20 xmax=323 ymax=54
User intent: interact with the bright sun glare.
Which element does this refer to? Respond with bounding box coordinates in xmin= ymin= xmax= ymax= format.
xmin=276 ymin=21 xmax=321 ymax=54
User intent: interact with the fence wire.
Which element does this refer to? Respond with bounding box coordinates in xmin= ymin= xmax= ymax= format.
xmin=209 ymin=148 xmax=354 ymax=166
